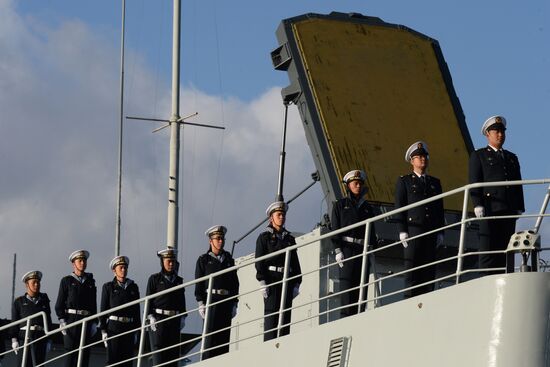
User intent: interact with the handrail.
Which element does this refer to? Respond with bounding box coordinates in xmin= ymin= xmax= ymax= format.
xmin=0 ymin=311 xmax=49 ymax=365
xmin=1 ymin=178 xmax=548 ymax=366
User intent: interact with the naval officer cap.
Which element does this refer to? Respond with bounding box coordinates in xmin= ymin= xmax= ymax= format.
xmin=205 ymin=225 xmax=227 ymax=238
xmin=109 ymin=255 xmax=129 ymax=269
xmin=157 ymin=247 xmax=177 ymax=259
xmin=69 ymin=250 xmax=90 ymax=262
xmin=266 ymin=201 xmax=288 ymax=217
xmin=405 ymin=141 xmax=429 ymax=162
xmin=21 ymin=270 xmax=42 ymax=283
xmin=481 ymin=115 xmax=507 ymax=136
xmin=342 ymin=170 xmax=366 ymax=184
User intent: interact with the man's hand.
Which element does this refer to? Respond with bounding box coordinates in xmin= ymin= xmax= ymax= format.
xmin=335 ymin=249 xmax=344 ymax=268
xmin=147 ymin=315 xmax=157 ymax=332
xmin=101 ymin=331 xmax=108 ymax=348
xmin=59 ymin=319 xmax=68 ymax=336
xmin=259 ymin=280 xmax=269 ymax=299
xmin=198 ymin=302 xmax=206 ymax=319
xmin=399 ymin=232 xmax=409 ymax=248
xmin=11 ymin=338 xmax=19 ymax=355
xmin=474 ymin=206 xmax=485 ymax=218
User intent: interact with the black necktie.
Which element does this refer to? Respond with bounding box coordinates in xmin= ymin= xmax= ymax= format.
xmin=497 ymin=150 xmax=504 ymax=160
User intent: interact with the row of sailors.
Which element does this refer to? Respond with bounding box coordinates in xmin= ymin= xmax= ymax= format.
xmin=7 ymin=114 xmax=523 ymax=365
xmin=332 ymin=114 xmax=524 ymax=305
xmin=8 ymin=201 xmax=298 ymax=366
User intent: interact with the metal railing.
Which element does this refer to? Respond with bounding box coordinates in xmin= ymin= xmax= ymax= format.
xmin=0 ymin=311 xmax=50 ymax=366
xmin=1 ymin=179 xmax=549 ymax=366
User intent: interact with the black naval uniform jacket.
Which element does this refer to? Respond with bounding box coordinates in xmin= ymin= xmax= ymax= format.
xmin=146 ymin=271 xmax=186 ymax=367
xmin=394 ymin=173 xmax=445 ymax=233
xmin=194 ymin=250 xmax=239 ymax=306
xmin=330 ymin=195 xmax=376 ymax=250
xmin=11 ymin=293 xmax=53 ymax=339
xmin=99 ymin=278 xmax=140 ymax=366
xmin=195 ymin=249 xmax=239 ymax=359
xmin=145 ymin=272 xmax=187 ymax=317
xmin=469 ymin=146 xmax=525 ymax=214
xmin=255 ymin=226 xmax=302 ymax=288
xmin=11 ymin=293 xmax=53 ymax=366
xmin=55 ymin=273 xmax=97 ymax=322
xmin=99 ymin=278 xmax=141 ymax=333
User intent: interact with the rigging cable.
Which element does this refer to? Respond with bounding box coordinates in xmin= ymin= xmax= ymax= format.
xmin=124 ymin=0 xmax=168 ymax=269
xmin=123 ymin=0 xmax=147 ymax=271
xmin=208 ymin=2 xmax=228 ymax=226
xmin=115 ymin=0 xmax=126 ymax=257
xmin=150 ymin=0 xmax=169 ymax=255
xmin=180 ymin=1 xmax=199 ymax=253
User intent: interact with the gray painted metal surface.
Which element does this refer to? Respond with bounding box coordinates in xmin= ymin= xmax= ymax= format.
xmin=1 ymin=180 xmax=549 ymax=366
xmin=273 ymin=12 xmax=473 ymax=207
xmin=204 ymin=272 xmax=550 ymax=367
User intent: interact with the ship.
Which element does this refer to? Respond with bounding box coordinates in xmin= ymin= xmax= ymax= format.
xmin=1 ymin=7 xmax=549 ymax=367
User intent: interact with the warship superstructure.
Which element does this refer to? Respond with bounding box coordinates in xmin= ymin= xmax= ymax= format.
xmin=1 ymin=10 xmax=549 ymax=367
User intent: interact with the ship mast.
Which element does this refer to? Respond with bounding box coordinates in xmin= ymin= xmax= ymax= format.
xmin=124 ymin=0 xmax=223 ymax=251
xmin=115 ymin=0 xmax=126 ymax=256
xmin=166 ymin=0 xmax=181 ymax=251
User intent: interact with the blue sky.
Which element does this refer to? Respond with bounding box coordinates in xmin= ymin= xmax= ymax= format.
xmin=1 ymin=0 xmax=549 ymax=324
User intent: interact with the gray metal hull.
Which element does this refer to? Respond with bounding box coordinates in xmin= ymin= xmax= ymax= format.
xmin=205 ymin=272 xmax=550 ymax=366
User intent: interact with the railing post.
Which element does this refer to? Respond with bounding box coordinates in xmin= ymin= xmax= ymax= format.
xmin=137 ymin=298 xmax=150 ymax=367
xmin=200 ymin=275 xmax=214 ymax=360
xmin=21 ymin=318 xmax=31 ymax=367
xmin=456 ymin=187 xmax=470 ymax=284
xmin=76 ymin=319 xmax=87 ymax=367
xmin=534 ymin=184 xmax=550 ymax=234
xmin=357 ymin=221 xmax=371 ymax=313
xmin=277 ymin=248 xmax=291 ymax=338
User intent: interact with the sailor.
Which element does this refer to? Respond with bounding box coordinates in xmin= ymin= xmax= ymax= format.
xmin=54 ymin=250 xmax=97 ymax=367
xmin=255 ymin=201 xmax=302 ymax=341
xmin=330 ymin=170 xmax=376 ymax=317
xmin=146 ymin=247 xmax=187 ymax=367
xmin=469 ymin=115 xmax=524 ymax=273
xmin=394 ymin=142 xmax=445 ymax=297
xmin=11 ymin=271 xmax=53 ymax=367
xmin=195 ymin=225 xmax=239 ymax=360
xmin=99 ymin=256 xmax=141 ymax=367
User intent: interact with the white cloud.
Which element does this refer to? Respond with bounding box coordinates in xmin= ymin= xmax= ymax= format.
xmin=1 ymin=0 xmax=548 ymax=330
xmin=0 ymin=1 xmax=320 ymax=324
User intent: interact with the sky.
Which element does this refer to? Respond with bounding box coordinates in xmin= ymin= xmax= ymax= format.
xmin=0 ymin=0 xmax=549 ymax=331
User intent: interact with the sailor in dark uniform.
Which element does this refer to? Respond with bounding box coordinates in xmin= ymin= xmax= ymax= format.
xmin=54 ymin=250 xmax=97 ymax=367
xmin=146 ymin=247 xmax=187 ymax=367
xmin=469 ymin=116 xmax=524 ymax=273
xmin=255 ymin=201 xmax=302 ymax=342
xmin=394 ymin=142 xmax=444 ymax=297
xmin=99 ymin=256 xmax=141 ymax=367
xmin=195 ymin=225 xmax=239 ymax=360
xmin=11 ymin=271 xmax=53 ymax=367
xmin=330 ymin=170 xmax=376 ymax=317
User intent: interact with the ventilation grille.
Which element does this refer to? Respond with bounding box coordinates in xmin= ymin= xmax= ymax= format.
xmin=326 ymin=337 xmax=350 ymax=367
